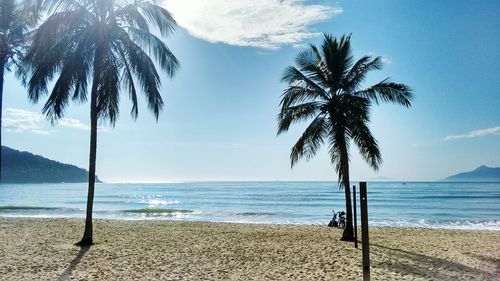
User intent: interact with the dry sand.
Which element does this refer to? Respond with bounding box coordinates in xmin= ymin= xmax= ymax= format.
xmin=0 ymin=218 xmax=499 ymax=280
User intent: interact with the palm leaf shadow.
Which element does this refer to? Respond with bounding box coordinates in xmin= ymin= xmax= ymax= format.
xmin=371 ymin=243 xmax=497 ymax=280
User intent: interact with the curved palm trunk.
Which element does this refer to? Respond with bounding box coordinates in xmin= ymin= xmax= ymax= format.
xmin=340 ymin=142 xmax=355 ymax=241
xmin=0 ymin=60 xmax=5 ymax=182
xmin=77 ymin=80 xmax=98 ymax=246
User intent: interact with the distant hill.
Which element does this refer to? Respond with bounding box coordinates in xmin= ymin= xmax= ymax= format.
xmin=367 ymin=176 xmax=396 ymax=182
xmin=1 ymin=146 xmax=101 ymax=184
xmin=445 ymin=166 xmax=500 ymax=181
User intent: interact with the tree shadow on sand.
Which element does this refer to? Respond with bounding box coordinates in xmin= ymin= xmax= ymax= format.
xmin=371 ymin=243 xmax=497 ymax=280
xmin=57 ymin=245 xmax=91 ymax=281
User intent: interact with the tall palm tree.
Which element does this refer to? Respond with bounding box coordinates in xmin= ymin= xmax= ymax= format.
xmin=0 ymin=0 xmax=41 ymax=180
xmin=278 ymin=34 xmax=413 ymax=241
xmin=22 ymin=0 xmax=179 ymax=246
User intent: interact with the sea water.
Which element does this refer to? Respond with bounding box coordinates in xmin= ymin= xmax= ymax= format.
xmin=0 ymin=181 xmax=499 ymax=230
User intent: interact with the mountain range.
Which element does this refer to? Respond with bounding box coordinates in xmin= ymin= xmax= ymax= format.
xmin=445 ymin=165 xmax=500 ymax=181
xmin=1 ymin=146 xmax=101 ymax=184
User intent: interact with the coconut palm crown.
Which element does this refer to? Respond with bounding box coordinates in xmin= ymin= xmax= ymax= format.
xmin=22 ymin=0 xmax=179 ymax=245
xmin=277 ymin=34 xmax=413 ymax=241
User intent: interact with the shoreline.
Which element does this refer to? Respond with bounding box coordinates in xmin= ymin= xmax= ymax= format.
xmin=1 ymin=218 xmax=499 ymax=280
xmin=1 ymin=215 xmax=499 ymax=231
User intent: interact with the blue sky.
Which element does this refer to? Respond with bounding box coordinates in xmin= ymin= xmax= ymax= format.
xmin=2 ymin=0 xmax=499 ymax=182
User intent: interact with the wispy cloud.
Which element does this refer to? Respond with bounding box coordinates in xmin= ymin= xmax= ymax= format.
xmin=2 ymin=108 xmax=105 ymax=135
xmin=58 ymin=118 xmax=90 ymax=131
xmin=163 ymin=0 xmax=342 ymax=49
xmin=444 ymin=126 xmax=500 ymax=141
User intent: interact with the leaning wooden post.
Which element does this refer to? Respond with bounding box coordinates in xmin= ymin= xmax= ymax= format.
xmin=353 ymin=185 xmax=358 ymax=248
xmin=360 ymin=181 xmax=370 ymax=281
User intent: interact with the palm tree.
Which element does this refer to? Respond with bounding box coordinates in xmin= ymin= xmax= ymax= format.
xmin=22 ymin=0 xmax=179 ymax=246
xmin=0 ymin=0 xmax=41 ymax=180
xmin=278 ymin=34 xmax=413 ymax=241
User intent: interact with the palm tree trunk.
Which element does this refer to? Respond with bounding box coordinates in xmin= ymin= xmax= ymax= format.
xmin=340 ymin=142 xmax=355 ymax=241
xmin=77 ymin=80 xmax=98 ymax=246
xmin=0 ymin=59 xmax=5 ymax=183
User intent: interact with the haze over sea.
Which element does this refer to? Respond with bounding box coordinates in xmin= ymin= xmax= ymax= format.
xmin=1 ymin=181 xmax=499 ymax=230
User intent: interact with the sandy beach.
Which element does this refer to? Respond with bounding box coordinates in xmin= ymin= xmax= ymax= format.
xmin=0 ymin=218 xmax=498 ymax=280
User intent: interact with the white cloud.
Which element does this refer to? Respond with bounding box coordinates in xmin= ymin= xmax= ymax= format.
xmin=2 ymin=108 xmax=106 ymax=135
xmin=162 ymin=0 xmax=342 ymax=49
xmin=2 ymin=108 xmax=49 ymax=135
xmin=444 ymin=126 xmax=500 ymax=141
xmin=58 ymin=118 xmax=90 ymax=130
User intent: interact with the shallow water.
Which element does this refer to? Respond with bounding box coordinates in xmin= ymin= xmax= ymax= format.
xmin=1 ymin=181 xmax=499 ymax=230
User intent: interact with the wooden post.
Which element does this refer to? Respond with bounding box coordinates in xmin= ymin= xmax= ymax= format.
xmin=353 ymin=185 xmax=358 ymax=248
xmin=360 ymin=181 xmax=370 ymax=281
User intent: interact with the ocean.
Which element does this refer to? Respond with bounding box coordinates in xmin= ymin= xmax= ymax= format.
xmin=0 ymin=181 xmax=499 ymax=230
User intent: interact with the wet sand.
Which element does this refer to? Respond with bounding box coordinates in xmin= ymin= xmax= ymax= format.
xmin=0 ymin=218 xmax=498 ymax=280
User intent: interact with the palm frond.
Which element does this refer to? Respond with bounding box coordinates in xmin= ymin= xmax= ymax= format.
xmin=125 ymin=26 xmax=179 ymax=77
xmin=277 ymin=102 xmax=322 ymax=135
xmin=26 ymin=52 xmax=63 ymax=102
xmin=116 ymin=2 xmax=151 ymax=32
xmin=290 ymin=115 xmax=328 ymax=167
xmin=17 ymin=0 xmax=44 ymax=27
xmin=114 ymin=41 xmax=138 ymax=119
xmin=96 ymin=46 xmax=121 ymax=125
xmin=116 ymin=30 xmax=163 ymax=119
xmin=343 ymin=56 xmax=383 ymax=92
xmin=40 ymin=28 xmax=93 ymax=121
xmin=0 ymin=0 xmax=16 ymax=32
xmin=279 ymin=84 xmax=327 ymax=110
xmin=295 ymin=47 xmax=331 ymax=88
xmin=327 ymin=126 xmax=350 ymax=188
xmin=281 ymin=66 xmax=328 ymax=99
xmin=137 ymin=2 xmax=175 ymax=36
xmin=354 ymin=78 xmax=413 ymax=107
xmin=68 ymin=27 xmax=95 ymax=103
xmin=43 ymin=0 xmax=86 ymax=13
xmin=1 ymin=0 xmax=43 ymax=75
xmin=117 ymin=1 xmax=175 ymax=36
xmin=41 ymin=66 xmax=73 ymax=121
xmin=321 ymin=33 xmax=353 ymax=91
xmin=24 ymin=9 xmax=90 ymax=103
xmin=351 ymin=121 xmax=382 ymax=170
